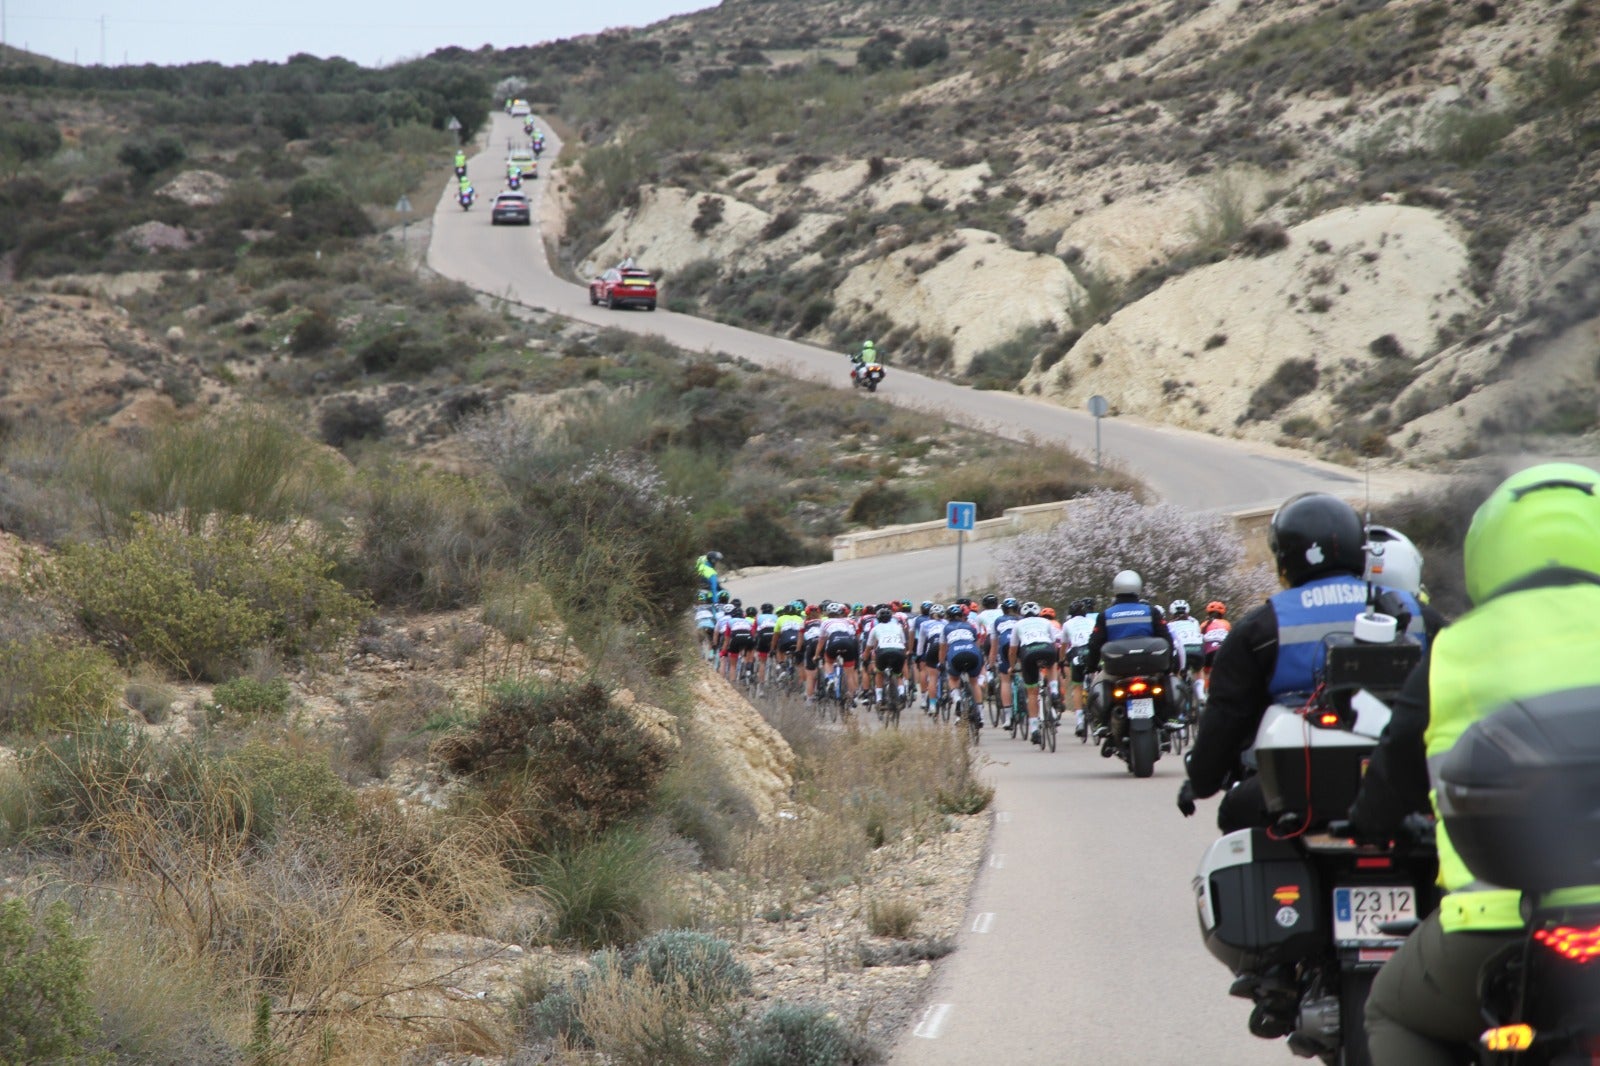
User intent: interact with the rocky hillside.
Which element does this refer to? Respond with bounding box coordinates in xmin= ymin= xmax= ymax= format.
xmin=515 ymin=0 xmax=1600 ymax=464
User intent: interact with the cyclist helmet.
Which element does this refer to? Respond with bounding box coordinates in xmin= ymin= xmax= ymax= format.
xmin=1112 ymin=570 xmax=1143 ymax=597
xmin=705 ymin=551 xmax=723 ymax=564
xmin=1464 ymin=462 xmax=1600 ymax=605
xmin=1168 ymin=599 xmax=1189 ymax=616
xmin=745 ymin=606 xmax=757 ymax=618
xmin=1041 ymin=606 xmax=1057 ymax=620
xmin=982 ymin=593 xmax=999 ymax=609
xmin=1206 ymin=600 xmax=1226 ymax=616
xmin=1269 ymin=492 xmax=1366 ymax=586
xmin=1082 ymin=596 xmax=1097 ymax=612
xmin=1001 ymin=596 xmax=1020 ymax=611
xmin=805 ymin=604 xmax=820 ymax=617
xmin=930 ymin=604 xmax=947 ymax=618
xmin=1021 ymin=601 xmax=1041 ymax=616
xmin=827 ymin=602 xmax=848 ymax=618
xmin=697 ymin=590 xmax=710 ymax=603
xmin=947 ymin=603 xmax=967 ymax=619
xmin=1364 ymin=525 xmax=1425 ymax=597
xmin=731 ymin=598 xmax=742 ymax=610
xmin=920 ymin=600 xmax=934 ymax=614
xmin=716 ymin=589 xmax=731 ymax=604
xmin=852 ymin=602 xmax=865 ymax=615
xmin=876 ymin=607 xmax=892 ymax=623
xmin=760 ymin=602 xmax=774 ymax=614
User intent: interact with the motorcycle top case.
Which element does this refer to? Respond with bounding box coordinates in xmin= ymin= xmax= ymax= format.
xmin=1436 ymin=686 xmax=1600 ymax=893
xmin=1193 ymin=829 xmax=1325 ymax=973
xmin=1099 ymin=637 xmax=1171 ymax=678
xmin=1254 ymin=703 xmax=1376 ymax=816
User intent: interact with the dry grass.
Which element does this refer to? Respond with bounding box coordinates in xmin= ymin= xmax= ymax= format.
xmin=866 ymin=897 xmax=921 ymax=939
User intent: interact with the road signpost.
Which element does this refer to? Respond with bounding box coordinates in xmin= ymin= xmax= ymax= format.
xmin=395 ymin=195 xmax=412 ymax=250
xmin=947 ymin=501 xmax=976 ymax=598
xmin=1088 ymin=394 xmax=1109 ymax=471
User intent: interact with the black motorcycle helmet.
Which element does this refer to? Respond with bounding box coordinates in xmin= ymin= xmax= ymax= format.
xmin=1269 ymin=492 xmax=1366 ymax=587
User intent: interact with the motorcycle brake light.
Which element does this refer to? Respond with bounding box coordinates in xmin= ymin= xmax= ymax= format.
xmin=1129 ymin=680 xmax=1148 ymax=695
xmin=1151 ymin=685 xmax=1164 ymax=695
xmin=1355 ymin=857 xmax=1393 ymax=869
xmin=1534 ymin=924 xmax=1600 ymax=964
xmin=1480 ymin=1024 xmax=1535 ymax=1053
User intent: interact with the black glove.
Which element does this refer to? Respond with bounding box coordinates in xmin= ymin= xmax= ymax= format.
xmin=1177 ymin=779 xmax=1197 ymax=818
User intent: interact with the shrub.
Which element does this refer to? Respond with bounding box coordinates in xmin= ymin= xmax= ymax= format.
xmin=692 ymin=195 xmax=725 ymax=236
xmin=34 ymin=513 xmax=366 ymax=680
xmin=0 ymin=635 xmax=121 ymax=735
xmin=229 ymin=740 xmax=357 ymax=828
xmin=965 ymin=329 xmax=1038 ymax=391
xmin=123 ymin=669 xmax=177 ymax=725
xmin=730 ymin=1002 xmax=881 ymax=1066
xmin=855 ymin=39 xmax=897 ymax=73
xmin=525 ymin=829 xmax=670 ymax=948
xmin=344 ymin=463 xmax=504 ymax=610
xmin=901 ymin=36 xmax=950 ymax=69
xmin=0 ymin=900 xmax=103 ymax=1065
xmin=846 ymin=479 xmax=914 ymax=527
xmin=703 ymin=499 xmax=821 ymax=567
xmin=995 ymin=489 xmax=1277 ymax=611
xmin=118 ymin=134 xmax=185 ymax=179
xmin=1237 ymin=221 xmax=1288 ymax=256
xmin=761 ymin=209 xmax=801 ymax=241
xmin=209 ymin=676 xmax=291 ymax=719
xmin=1240 ymin=358 xmax=1319 ymax=423
xmin=289 ymin=308 xmax=339 ymax=353
xmin=318 ymin=397 xmax=387 ymax=448
xmin=867 ymin=898 xmax=920 ymax=939
xmin=619 ymin=930 xmax=751 ymax=1006
xmin=443 ymin=680 xmax=670 ymax=848
xmin=1430 ymin=108 xmax=1514 ymax=166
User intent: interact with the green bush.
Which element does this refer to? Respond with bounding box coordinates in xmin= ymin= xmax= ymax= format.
xmin=35 ymin=513 xmax=366 ymax=680
xmin=526 ymin=829 xmax=669 ymax=948
xmin=229 ymin=740 xmax=356 ymax=828
xmin=209 ymin=676 xmax=291 ymax=719
xmin=444 ymin=680 xmax=670 ymax=848
xmin=344 ymin=464 xmax=504 ymax=610
xmin=620 ymin=930 xmax=751 ymax=1006
xmin=0 ymin=635 xmax=121 ymax=735
xmin=1240 ymin=358 xmax=1320 ymax=423
xmin=730 ymin=1002 xmax=881 ymax=1066
xmin=0 ymin=900 xmax=105 ymax=1065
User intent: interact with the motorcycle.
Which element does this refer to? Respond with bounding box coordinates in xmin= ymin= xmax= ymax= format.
xmin=1193 ymin=614 xmax=1432 ymax=1065
xmin=454 ymin=163 xmax=467 ymax=178
xmin=1437 ymin=689 xmax=1600 ymax=1064
xmin=1092 ymin=636 xmax=1172 ymax=777
xmin=458 ymin=189 xmax=474 ymax=211
xmin=507 ymin=172 xmax=522 ymax=190
xmin=850 ymin=361 xmax=886 ymax=392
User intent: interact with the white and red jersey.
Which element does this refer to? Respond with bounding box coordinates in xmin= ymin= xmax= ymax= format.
xmin=802 ymin=618 xmax=823 ymax=642
xmin=1201 ymin=618 xmax=1232 ymax=652
xmin=725 ymin=615 xmax=755 ymax=638
xmin=820 ymin=618 xmax=858 ymax=643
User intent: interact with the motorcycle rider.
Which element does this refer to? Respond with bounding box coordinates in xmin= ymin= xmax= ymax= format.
xmin=1083 ymin=570 xmax=1174 ymax=742
xmin=1177 ymin=493 xmax=1429 ymax=833
xmin=1348 ymin=463 xmax=1600 ymax=1066
xmin=695 ymin=552 xmax=723 ymax=598
xmin=453 ymin=148 xmax=467 ymax=172
xmin=849 ymin=339 xmax=878 ymax=384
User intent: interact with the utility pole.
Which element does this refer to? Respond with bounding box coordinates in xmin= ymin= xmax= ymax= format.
xmin=99 ymin=14 xmax=106 ymax=66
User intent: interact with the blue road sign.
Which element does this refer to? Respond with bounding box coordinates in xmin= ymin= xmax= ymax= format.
xmin=947 ymin=501 xmax=976 ymax=531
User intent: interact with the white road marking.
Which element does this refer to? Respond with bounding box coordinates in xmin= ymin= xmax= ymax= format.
xmin=995 ymin=810 xmax=1011 ymax=823
xmin=989 ymin=854 xmax=1005 ymax=869
xmin=972 ymin=912 xmax=996 ymax=933
xmin=913 ymin=1002 xmax=953 ymax=1039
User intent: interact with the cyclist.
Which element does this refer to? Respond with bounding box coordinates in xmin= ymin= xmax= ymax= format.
xmin=936 ymin=604 xmax=986 ymax=730
xmin=1010 ymin=601 xmax=1063 ymax=744
xmin=1165 ymin=599 xmax=1204 ymax=716
xmin=801 ymin=604 xmax=824 ymax=701
xmin=755 ymin=602 xmax=779 ymax=680
xmin=1064 ymin=598 xmax=1097 ymax=735
xmin=818 ymin=602 xmax=862 ymax=706
xmin=989 ymin=597 xmax=1022 ymax=725
xmin=726 ymin=607 xmax=758 ymax=683
xmin=1198 ymin=600 xmax=1231 ymax=702
xmin=695 ymin=551 xmax=724 ymax=598
xmin=975 ymin=593 xmax=1003 ymax=660
xmin=865 ymin=606 xmax=909 ymax=707
xmin=774 ymin=601 xmax=804 ymax=681
xmin=694 ymin=591 xmax=717 ymax=660
xmin=917 ymin=604 xmax=948 ymax=713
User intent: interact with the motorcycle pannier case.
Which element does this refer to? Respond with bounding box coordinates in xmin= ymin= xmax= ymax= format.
xmin=1435 ymin=687 xmax=1600 ymax=893
xmin=1099 ymin=637 xmax=1170 ymax=678
xmin=1194 ymin=829 xmax=1324 ymax=973
xmin=1254 ymin=703 xmax=1376 ymax=815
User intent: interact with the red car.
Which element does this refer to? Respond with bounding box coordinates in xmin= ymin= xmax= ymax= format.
xmin=589 ymin=264 xmax=658 ymax=311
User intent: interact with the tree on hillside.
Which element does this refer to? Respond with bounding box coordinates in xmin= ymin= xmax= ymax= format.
xmin=0 ymin=120 xmax=61 ymax=178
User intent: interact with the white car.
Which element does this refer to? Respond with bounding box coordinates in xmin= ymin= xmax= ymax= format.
xmin=509 ymin=99 xmax=531 ymax=117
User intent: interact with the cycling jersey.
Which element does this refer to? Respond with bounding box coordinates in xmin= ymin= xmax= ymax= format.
xmin=756 ymin=612 xmax=778 ymax=635
xmin=867 ymin=620 xmax=907 ymax=651
xmin=695 ymin=605 xmax=715 ymax=630
xmin=991 ymin=614 xmax=1020 ymax=657
xmin=1065 ymin=614 xmax=1095 ymax=651
xmin=1012 ymin=616 xmax=1056 ymax=648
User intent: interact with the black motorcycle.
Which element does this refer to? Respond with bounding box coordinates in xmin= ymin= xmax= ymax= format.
xmin=1437 ymin=688 xmax=1600 ymax=1064
xmin=1093 ymin=636 xmax=1171 ymax=777
xmin=1193 ymin=623 xmax=1432 ymax=1064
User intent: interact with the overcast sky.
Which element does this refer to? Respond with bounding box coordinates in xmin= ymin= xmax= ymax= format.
xmin=2 ymin=1 xmax=718 ymax=68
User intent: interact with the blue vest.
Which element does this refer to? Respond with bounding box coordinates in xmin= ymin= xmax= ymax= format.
xmin=1267 ymin=574 xmax=1425 ymax=698
xmin=1102 ymin=600 xmax=1156 ymax=641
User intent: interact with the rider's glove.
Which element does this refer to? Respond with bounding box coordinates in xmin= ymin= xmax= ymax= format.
xmin=1176 ymin=779 xmax=1197 ymax=818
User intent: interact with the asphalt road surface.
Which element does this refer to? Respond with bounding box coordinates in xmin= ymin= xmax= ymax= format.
xmin=429 ymin=114 xmax=1348 ymax=1065
xmin=428 ymin=113 xmax=1427 ymax=513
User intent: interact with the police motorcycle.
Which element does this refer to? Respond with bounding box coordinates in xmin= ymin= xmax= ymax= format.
xmin=507 ymin=169 xmax=522 ymax=190
xmin=458 ymin=186 xmax=475 ymax=211
xmin=850 ymin=360 xmax=886 ymax=392
xmin=1093 ymin=636 xmax=1173 ymax=777
xmin=1437 ymin=689 xmax=1600 ymax=1064
xmin=1193 ymin=607 xmax=1437 ymax=1065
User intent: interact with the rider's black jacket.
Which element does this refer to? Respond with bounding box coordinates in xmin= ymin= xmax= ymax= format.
xmin=1346 ymin=651 xmax=1433 ymax=837
xmin=1184 ymin=596 xmax=1447 ymax=801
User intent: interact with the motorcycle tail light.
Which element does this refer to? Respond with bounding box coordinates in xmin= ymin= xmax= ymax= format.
xmin=1152 ymin=685 xmax=1164 ymax=696
xmin=1533 ymin=924 xmax=1600 ymax=964
xmin=1316 ymin=711 xmax=1342 ymax=727
xmin=1112 ymin=688 xmax=1125 ymax=699
xmin=1480 ymin=1024 xmax=1535 ymax=1053
xmin=1129 ymin=680 xmax=1149 ymax=695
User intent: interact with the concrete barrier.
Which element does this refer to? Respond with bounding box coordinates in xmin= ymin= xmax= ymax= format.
xmin=832 ymin=501 xmax=1285 ymax=562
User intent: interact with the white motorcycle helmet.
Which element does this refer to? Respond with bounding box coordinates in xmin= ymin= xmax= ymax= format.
xmin=1364 ymin=525 xmax=1424 ymax=596
xmin=1112 ymin=569 xmax=1143 ymax=597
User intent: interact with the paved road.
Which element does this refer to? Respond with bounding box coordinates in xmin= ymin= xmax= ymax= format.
xmin=428 ymin=114 xmax=1334 ymax=1065
xmin=429 ymin=113 xmax=1425 ymax=513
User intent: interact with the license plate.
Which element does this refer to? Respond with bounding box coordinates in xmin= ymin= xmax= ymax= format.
xmin=1333 ymin=886 xmax=1416 ymax=944
xmin=624 ymin=280 xmax=652 ymax=287
xmin=1128 ymin=698 xmax=1155 ymax=719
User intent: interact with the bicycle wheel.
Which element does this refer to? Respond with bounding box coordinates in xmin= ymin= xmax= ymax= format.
xmin=1010 ymin=693 xmax=1027 ymax=740
xmin=1043 ymin=708 xmax=1058 ymax=752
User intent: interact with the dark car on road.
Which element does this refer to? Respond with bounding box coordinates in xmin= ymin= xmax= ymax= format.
xmin=589 ymin=265 xmax=658 ymax=310
xmin=490 ymin=191 xmax=530 ymax=226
